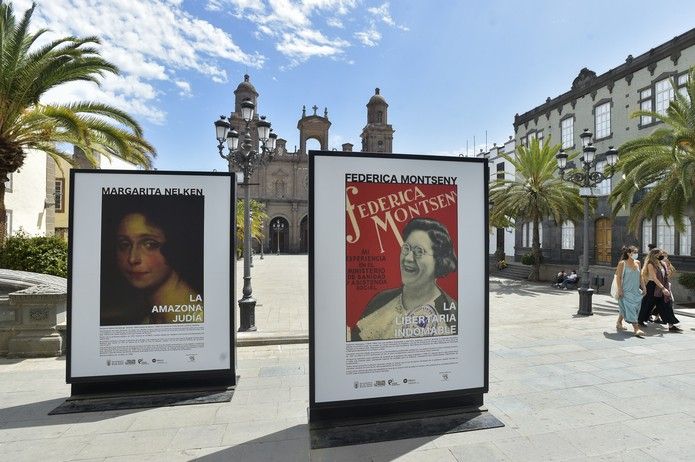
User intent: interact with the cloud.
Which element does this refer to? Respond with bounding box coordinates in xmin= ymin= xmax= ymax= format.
xmin=175 ymin=80 xmax=193 ymax=97
xmin=12 ymin=0 xmax=263 ymax=124
xmin=326 ymin=17 xmax=344 ymax=28
xmin=355 ymin=23 xmax=381 ymax=47
xmin=367 ymin=2 xmax=409 ymax=31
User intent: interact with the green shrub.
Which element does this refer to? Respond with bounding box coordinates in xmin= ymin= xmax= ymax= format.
xmin=0 ymin=231 xmax=68 ymax=277
xmin=679 ymin=272 xmax=695 ymax=290
xmin=521 ymin=253 xmax=535 ymax=265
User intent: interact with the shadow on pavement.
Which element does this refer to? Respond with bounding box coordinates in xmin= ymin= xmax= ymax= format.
xmin=602 ymin=331 xmax=634 ymax=341
xmin=0 ymin=398 xmax=146 ymax=430
xmin=489 ymin=279 xmax=542 ymax=298
xmin=195 ymin=424 xmax=438 ymax=462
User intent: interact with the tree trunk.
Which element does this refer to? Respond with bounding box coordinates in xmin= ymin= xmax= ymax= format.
xmin=529 ymin=217 xmax=541 ymax=281
xmin=0 ymin=175 xmax=6 ymax=243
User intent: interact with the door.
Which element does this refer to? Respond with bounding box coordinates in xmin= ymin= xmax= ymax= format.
xmin=595 ymin=218 xmax=612 ymax=264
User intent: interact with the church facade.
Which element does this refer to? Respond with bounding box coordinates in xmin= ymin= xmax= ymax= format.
xmin=230 ymin=75 xmax=395 ymax=253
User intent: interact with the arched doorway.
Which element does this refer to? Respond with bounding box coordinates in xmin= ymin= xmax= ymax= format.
xmin=270 ymin=216 xmax=289 ymax=254
xmin=299 ymin=215 xmax=308 ymax=252
xmin=595 ymin=217 xmax=612 ymax=264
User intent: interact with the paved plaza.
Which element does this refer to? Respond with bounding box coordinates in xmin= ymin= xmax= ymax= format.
xmin=1 ymin=255 xmax=695 ymax=461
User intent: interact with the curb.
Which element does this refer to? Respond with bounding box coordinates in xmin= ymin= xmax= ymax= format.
xmin=237 ymin=331 xmax=309 ymax=347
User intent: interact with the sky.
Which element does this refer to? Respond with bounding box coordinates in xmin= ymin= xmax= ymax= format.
xmin=12 ymin=0 xmax=695 ymax=171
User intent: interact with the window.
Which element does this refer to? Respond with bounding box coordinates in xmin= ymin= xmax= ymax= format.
xmin=3 ymin=173 xmax=11 ymax=192
xmin=642 ymin=219 xmax=653 ymax=253
xmin=677 ymin=72 xmax=689 ymax=99
xmin=496 ymin=162 xmax=505 ymax=180
xmin=528 ymin=131 xmax=537 ymax=145
xmin=537 ymin=130 xmax=544 ymax=148
xmin=655 ymin=77 xmax=674 ymax=115
xmin=54 ymin=179 xmax=65 ymax=213
xmin=274 ymin=179 xmax=286 ymax=198
xmin=594 ymin=102 xmax=611 ymax=139
xmin=522 ymin=222 xmax=542 ymax=248
xmin=639 ymin=88 xmax=653 ymax=126
xmin=680 ymin=218 xmax=692 ymax=256
xmin=561 ymin=117 xmax=574 ymax=149
xmin=595 ymin=161 xmax=611 ymax=196
xmin=4 ymin=210 xmax=11 ymax=237
xmin=656 ymin=215 xmax=674 ymax=254
xmin=520 ymin=136 xmax=528 ymax=148
xmin=377 ymin=111 xmax=383 ymax=123
xmin=561 ymin=221 xmax=575 ymax=250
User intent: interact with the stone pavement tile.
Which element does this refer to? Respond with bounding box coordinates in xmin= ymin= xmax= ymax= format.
xmin=214 ymin=402 xmax=278 ymax=424
xmin=487 ymin=379 xmax=542 ymax=397
xmin=220 ymin=418 xmax=306 ymax=446
xmin=205 ymin=436 xmax=310 ymax=462
xmin=310 ymin=436 xmax=437 ymax=462
xmin=520 ymin=371 xmax=608 ymax=391
xmin=556 ymin=421 xmax=654 ymax=457
xmin=567 ymin=448 xmax=657 ymax=461
xmin=0 ymin=420 xmax=74 ymax=442
xmin=624 ymin=413 xmax=695 ymax=447
xmin=491 ymin=432 xmax=583 ymax=461
xmin=641 ymin=441 xmax=695 ymax=461
xmin=0 ymin=435 xmax=92 ymax=462
xmin=75 ymin=428 xmax=179 ymax=459
xmin=126 ymin=404 xmax=218 ymax=431
xmin=591 ymin=367 xmax=649 ymax=382
xmin=595 ymin=377 xmax=677 ymax=399
xmin=607 ymin=393 xmax=695 ymax=419
xmin=390 ymin=447 xmax=458 ymax=461
xmin=169 ymin=423 xmax=227 ymax=450
xmin=551 ymin=384 xmax=620 ymax=406
xmin=447 ymin=441 xmax=511 ymax=461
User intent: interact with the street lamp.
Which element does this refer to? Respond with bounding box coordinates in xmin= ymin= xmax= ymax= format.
xmin=214 ymin=100 xmax=278 ymax=332
xmin=272 ymin=219 xmax=285 ymax=254
xmin=556 ymin=128 xmax=618 ymax=316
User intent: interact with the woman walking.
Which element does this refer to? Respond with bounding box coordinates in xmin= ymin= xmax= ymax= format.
xmin=657 ymin=251 xmax=682 ymax=332
xmin=638 ymin=248 xmax=670 ymax=328
xmin=615 ymin=245 xmax=645 ymax=337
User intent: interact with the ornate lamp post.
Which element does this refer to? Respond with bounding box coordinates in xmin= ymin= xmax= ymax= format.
xmin=556 ymin=129 xmax=618 ymax=316
xmin=272 ymin=219 xmax=286 ymax=254
xmin=214 ymin=100 xmax=277 ymax=332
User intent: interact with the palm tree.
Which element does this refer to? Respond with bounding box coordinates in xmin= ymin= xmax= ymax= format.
xmin=0 ymin=2 xmax=155 ymax=241
xmin=490 ymin=137 xmax=584 ymax=280
xmin=611 ymin=68 xmax=695 ymax=233
xmin=236 ymin=199 xmax=268 ymax=257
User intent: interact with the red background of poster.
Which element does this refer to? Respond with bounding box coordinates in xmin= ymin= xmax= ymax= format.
xmin=345 ymin=182 xmax=458 ymax=328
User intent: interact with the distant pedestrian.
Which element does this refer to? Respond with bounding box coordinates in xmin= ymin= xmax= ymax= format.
xmin=615 ymin=245 xmax=645 ymax=337
xmin=561 ymin=270 xmax=578 ymax=289
xmin=638 ymin=248 xmax=670 ymax=328
xmin=655 ymin=251 xmax=682 ymax=332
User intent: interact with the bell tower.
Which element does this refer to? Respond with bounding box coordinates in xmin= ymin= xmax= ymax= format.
xmin=361 ymin=88 xmax=394 ymax=153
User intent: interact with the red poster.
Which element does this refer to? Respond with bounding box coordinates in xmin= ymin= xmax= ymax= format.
xmin=345 ymin=180 xmax=458 ymax=341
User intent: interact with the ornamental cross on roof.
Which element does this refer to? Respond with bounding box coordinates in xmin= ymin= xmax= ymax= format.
xmin=312 ymin=105 xmax=318 ymax=115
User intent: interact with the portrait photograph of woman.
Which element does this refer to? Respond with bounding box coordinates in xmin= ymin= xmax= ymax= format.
xmin=349 ymin=217 xmax=458 ymax=341
xmin=99 ymin=194 xmax=205 ymax=326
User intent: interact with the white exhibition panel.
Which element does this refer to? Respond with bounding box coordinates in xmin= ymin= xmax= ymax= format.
xmin=313 ymin=155 xmax=486 ymax=403
xmin=70 ymin=172 xmax=232 ymax=379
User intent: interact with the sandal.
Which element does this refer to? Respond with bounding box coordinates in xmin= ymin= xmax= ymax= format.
xmin=635 ymin=330 xmax=645 ymax=338
xmin=616 ymin=323 xmax=627 ymax=331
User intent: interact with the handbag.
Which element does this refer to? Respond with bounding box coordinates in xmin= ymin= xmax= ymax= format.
xmin=610 ymin=275 xmax=619 ymax=300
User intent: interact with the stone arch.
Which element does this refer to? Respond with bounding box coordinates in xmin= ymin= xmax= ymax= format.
xmin=269 ymin=215 xmax=290 ymax=254
xmin=297 ymin=106 xmax=331 ymax=154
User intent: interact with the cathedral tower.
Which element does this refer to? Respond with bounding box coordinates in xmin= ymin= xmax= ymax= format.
xmin=360 ymin=88 xmax=394 ymax=153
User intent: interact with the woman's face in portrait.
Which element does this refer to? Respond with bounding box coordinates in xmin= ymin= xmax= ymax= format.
xmin=116 ymin=213 xmax=173 ymax=290
xmin=400 ymin=230 xmax=436 ymax=287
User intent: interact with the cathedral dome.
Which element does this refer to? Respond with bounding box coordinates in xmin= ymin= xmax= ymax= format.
xmin=235 ymin=74 xmax=258 ymax=96
xmin=367 ymin=87 xmax=387 ymax=106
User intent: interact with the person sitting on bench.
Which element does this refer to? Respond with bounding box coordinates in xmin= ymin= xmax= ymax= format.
xmin=561 ymin=270 xmax=579 ymax=289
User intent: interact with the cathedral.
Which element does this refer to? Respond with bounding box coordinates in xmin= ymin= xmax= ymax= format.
xmin=230 ymin=74 xmax=395 ymax=253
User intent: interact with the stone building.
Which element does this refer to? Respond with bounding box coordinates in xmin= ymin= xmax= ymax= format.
xmin=230 ymin=77 xmax=394 ymax=253
xmin=513 ymin=27 xmax=695 ymax=270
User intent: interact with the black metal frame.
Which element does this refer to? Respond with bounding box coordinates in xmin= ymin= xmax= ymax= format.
xmin=66 ymin=169 xmax=236 ymax=394
xmin=308 ymin=150 xmax=489 ymax=423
